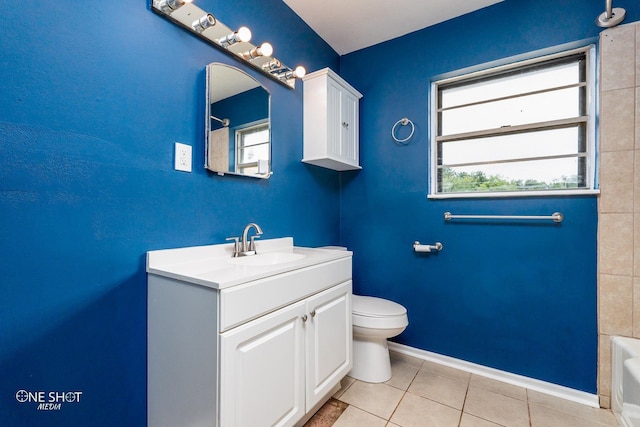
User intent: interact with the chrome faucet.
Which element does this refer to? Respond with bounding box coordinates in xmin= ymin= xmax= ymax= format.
xmin=227 ymin=223 xmax=263 ymax=257
xmin=241 ymin=223 xmax=263 ymax=255
xmin=242 ymin=222 xmax=263 ymax=254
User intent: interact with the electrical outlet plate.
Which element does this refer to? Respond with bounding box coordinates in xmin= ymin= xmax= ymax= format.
xmin=174 ymin=142 xmax=192 ymax=172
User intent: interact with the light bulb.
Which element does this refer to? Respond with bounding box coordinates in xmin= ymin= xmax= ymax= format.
xmin=236 ymin=27 xmax=252 ymax=43
xmin=259 ymin=43 xmax=273 ymax=57
xmin=218 ymin=26 xmax=252 ymax=47
xmin=241 ymin=42 xmax=273 ymax=60
xmin=293 ymin=66 xmax=306 ymax=78
xmin=278 ymin=66 xmax=307 ymax=81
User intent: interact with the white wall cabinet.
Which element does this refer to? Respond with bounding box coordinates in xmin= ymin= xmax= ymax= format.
xmin=303 ymin=68 xmax=363 ymax=171
xmin=147 ymin=245 xmax=352 ymax=427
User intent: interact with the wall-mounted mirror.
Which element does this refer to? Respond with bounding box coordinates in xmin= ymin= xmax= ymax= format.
xmin=205 ymin=63 xmax=271 ymax=179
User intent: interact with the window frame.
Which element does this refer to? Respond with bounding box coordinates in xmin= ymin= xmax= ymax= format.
xmin=428 ymin=44 xmax=598 ymax=199
xmin=235 ymin=121 xmax=270 ymax=174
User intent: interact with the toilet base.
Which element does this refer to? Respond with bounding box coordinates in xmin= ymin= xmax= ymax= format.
xmin=349 ymin=336 xmax=392 ymax=383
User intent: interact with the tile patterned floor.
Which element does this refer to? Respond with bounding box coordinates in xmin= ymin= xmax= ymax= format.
xmin=305 ymin=351 xmax=618 ymax=427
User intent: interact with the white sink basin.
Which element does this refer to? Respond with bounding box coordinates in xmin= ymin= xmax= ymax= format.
xmin=146 ymin=237 xmax=352 ymax=289
xmin=226 ymin=252 xmax=307 ymax=266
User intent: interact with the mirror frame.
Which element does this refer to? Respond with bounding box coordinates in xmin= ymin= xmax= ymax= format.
xmin=205 ymin=63 xmax=272 ymax=179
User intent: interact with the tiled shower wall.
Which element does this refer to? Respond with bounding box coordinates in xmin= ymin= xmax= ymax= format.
xmin=598 ymin=21 xmax=640 ymax=408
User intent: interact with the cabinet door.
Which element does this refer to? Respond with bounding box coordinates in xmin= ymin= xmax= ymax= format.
xmin=340 ymin=90 xmax=359 ymax=166
xmin=220 ymin=300 xmax=306 ymax=427
xmin=305 ymin=281 xmax=353 ymax=409
xmin=327 ymin=78 xmax=343 ymax=160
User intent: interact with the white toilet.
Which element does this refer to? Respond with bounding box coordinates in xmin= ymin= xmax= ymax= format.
xmin=350 ymin=295 xmax=409 ymax=383
xmin=319 ymin=246 xmax=409 ymax=383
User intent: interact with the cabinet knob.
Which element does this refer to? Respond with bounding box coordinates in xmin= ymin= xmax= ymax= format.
xmin=310 ymin=310 xmax=316 ymax=317
xmin=301 ymin=315 xmax=308 ymax=322
xmin=342 ymin=122 xmax=349 ymax=128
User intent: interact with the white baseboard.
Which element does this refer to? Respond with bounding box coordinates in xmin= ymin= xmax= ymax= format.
xmin=388 ymin=342 xmax=599 ymax=408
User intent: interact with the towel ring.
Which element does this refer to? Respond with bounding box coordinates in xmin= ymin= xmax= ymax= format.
xmin=392 ymin=117 xmax=414 ymax=144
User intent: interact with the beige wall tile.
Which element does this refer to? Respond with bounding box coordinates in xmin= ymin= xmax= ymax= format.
xmin=635 ymin=151 xmax=640 ymax=212
xmin=599 ymin=394 xmax=611 ymax=409
xmin=634 ymin=277 xmax=640 ymax=337
xmin=599 ymin=213 xmax=634 ymax=275
xmin=600 ymin=24 xmax=636 ymax=91
xmin=598 ymin=20 xmax=637 ymax=403
xmin=600 ymin=88 xmax=635 ymax=152
xmin=598 ymin=334 xmax=612 ymax=398
xmin=636 ymin=23 xmax=640 ymax=87
xmin=600 ymin=151 xmax=634 ymax=213
xmin=635 ymin=215 xmax=640 ymax=277
xmin=636 ymin=88 xmax=640 ymax=150
xmin=599 ymin=274 xmax=633 ymax=336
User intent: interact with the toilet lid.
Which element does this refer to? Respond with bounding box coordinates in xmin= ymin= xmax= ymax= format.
xmin=352 ymin=295 xmax=407 ymax=317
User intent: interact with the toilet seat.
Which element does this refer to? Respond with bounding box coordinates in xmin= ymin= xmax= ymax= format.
xmin=352 ymin=295 xmax=407 ymax=317
xmin=352 ymin=295 xmax=408 ymax=330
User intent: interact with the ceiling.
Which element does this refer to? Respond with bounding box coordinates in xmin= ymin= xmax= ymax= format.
xmin=282 ymin=0 xmax=504 ymax=55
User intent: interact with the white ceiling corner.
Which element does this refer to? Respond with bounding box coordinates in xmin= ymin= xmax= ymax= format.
xmin=282 ymin=0 xmax=504 ymax=55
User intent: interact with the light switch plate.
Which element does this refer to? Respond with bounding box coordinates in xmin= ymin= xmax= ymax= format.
xmin=174 ymin=142 xmax=192 ymax=172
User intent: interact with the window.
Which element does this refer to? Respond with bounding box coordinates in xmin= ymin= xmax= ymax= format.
xmin=430 ymin=45 xmax=596 ymax=198
xmin=235 ymin=122 xmax=270 ymax=175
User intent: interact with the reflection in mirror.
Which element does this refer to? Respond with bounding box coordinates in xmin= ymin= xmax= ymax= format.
xmin=205 ymin=63 xmax=271 ymax=179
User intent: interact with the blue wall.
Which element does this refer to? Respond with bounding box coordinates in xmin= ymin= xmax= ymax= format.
xmin=0 ymin=1 xmax=338 ymax=425
xmin=339 ymin=0 xmax=640 ymax=393
xmin=3 ymin=0 xmax=640 ymax=424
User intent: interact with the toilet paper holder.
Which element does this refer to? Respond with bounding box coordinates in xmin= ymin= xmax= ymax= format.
xmin=413 ymin=241 xmax=443 ymax=253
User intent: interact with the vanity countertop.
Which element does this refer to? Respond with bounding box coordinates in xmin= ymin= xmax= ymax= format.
xmin=146 ymin=237 xmax=352 ymax=290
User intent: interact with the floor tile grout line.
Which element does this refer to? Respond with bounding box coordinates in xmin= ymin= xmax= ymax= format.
xmin=526 ymin=389 xmax=533 ymax=427
xmin=386 ymin=390 xmax=407 ymax=425
xmin=380 ymin=360 xmax=422 ymax=425
xmin=457 ymin=377 xmax=471 ymax=427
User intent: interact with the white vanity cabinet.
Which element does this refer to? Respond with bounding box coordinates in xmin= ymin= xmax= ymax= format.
xmin=302 ymin=68 xmax=363 ymax=171
xmin=147 ymin=239 xmax=352 ymax=427
xmin=220 ymin=281 xmax=351 ymax=427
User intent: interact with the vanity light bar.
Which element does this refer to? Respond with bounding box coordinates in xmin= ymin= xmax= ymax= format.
xmin=150 ymin=0 xmax=305 ymax=88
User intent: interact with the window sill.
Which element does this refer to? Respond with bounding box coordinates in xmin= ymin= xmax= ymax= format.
xmin=427 ymin=189 xmax=600 ymax=199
